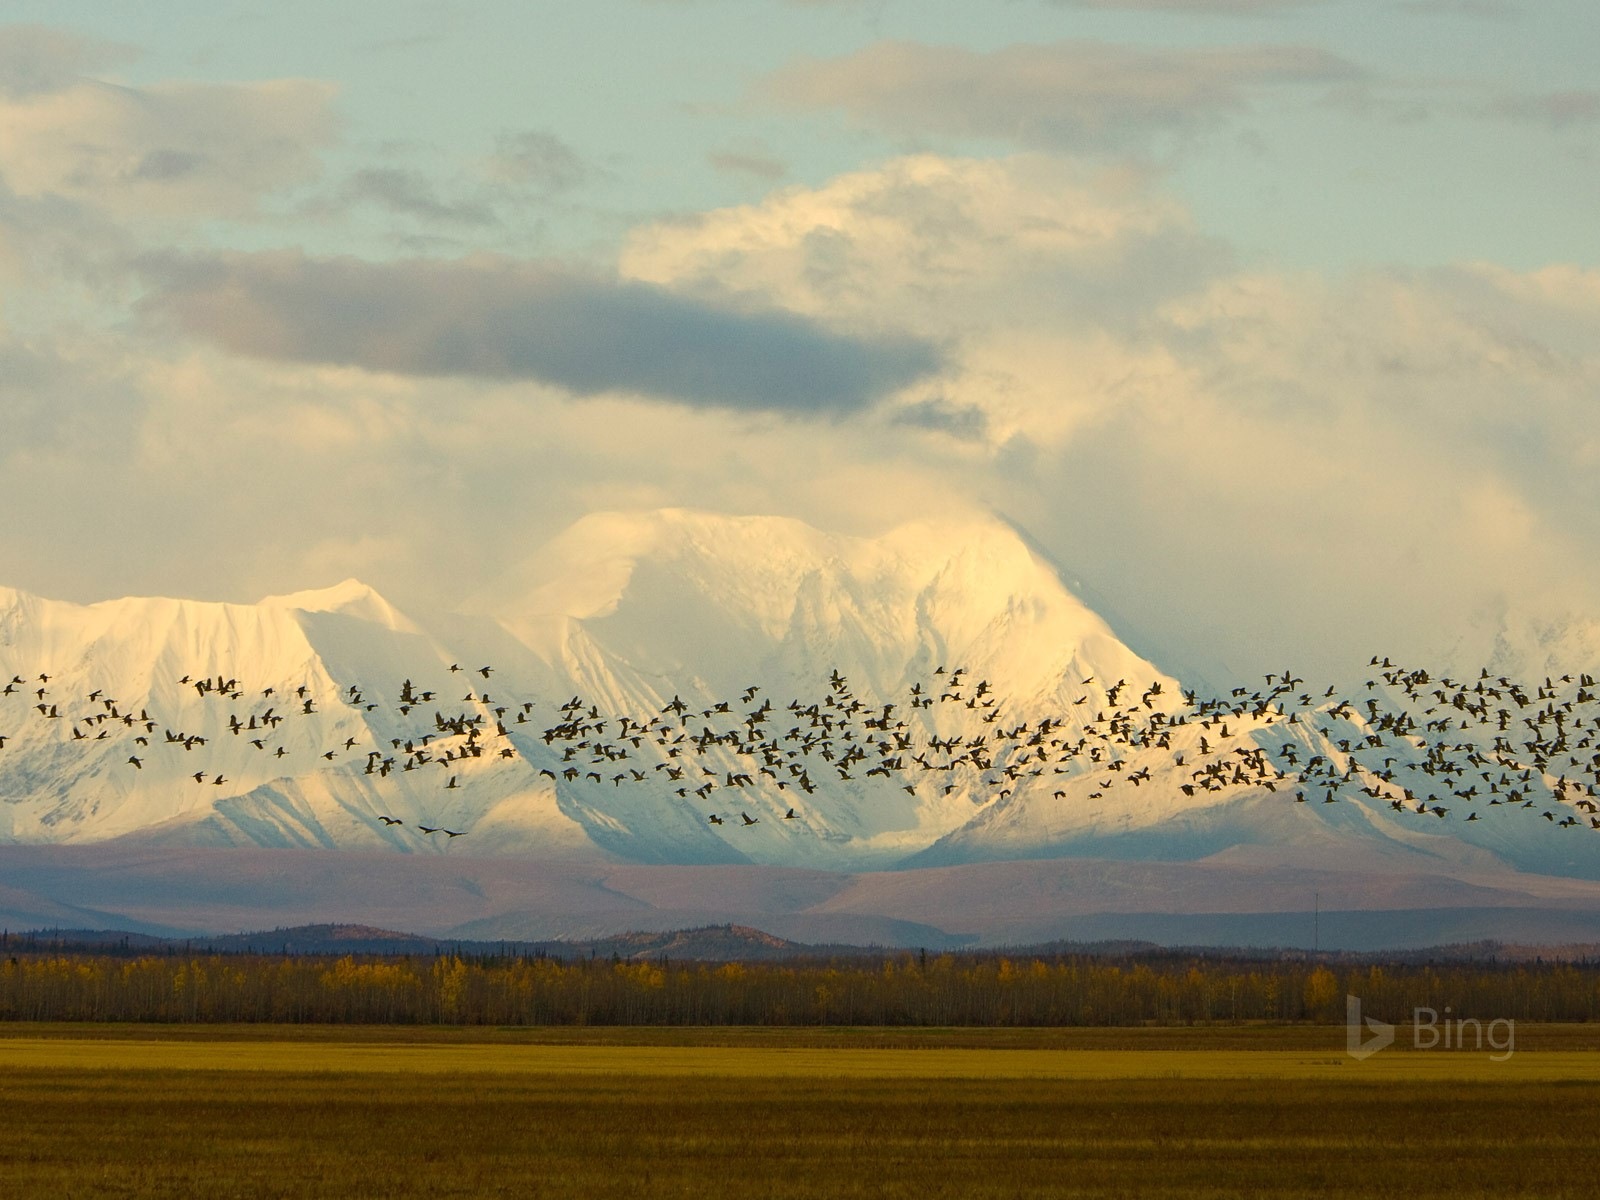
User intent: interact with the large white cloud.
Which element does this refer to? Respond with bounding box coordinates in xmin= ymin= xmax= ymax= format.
xmin=623 ymin=154 xmax=1222 ymax=446
xmin=621 ymin=155 xmax=1600 ymax=683
xmin=623 ymin=154 xmax=1213 ymax=330
xmin=1009 ymin=263 xmax=1600 ymax=682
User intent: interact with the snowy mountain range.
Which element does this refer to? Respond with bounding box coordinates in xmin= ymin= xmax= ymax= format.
xmin=2 ymin=509 xmax=1597 ymax=881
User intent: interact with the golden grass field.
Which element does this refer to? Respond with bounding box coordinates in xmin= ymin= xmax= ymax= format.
xmin=2 ymin=1025 xmax=1598 ymax=1197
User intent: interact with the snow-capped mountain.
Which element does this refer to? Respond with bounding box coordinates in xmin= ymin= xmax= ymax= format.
xmin=0 ymin=579 xmax=593 ymax=857
xmin=1 ymin=509 xmax=1597 ymax=878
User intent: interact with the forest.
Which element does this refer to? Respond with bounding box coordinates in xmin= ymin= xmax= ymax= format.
xmin=3 ymin=946 xmax=1597 ymax=1026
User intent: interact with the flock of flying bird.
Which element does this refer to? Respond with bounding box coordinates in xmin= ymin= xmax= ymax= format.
xmin=3 ymin=653 xmax=1600 ymax=846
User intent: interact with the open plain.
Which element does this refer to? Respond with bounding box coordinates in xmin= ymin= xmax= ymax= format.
xmin=3 ymin=1025 xmax=1598 ymax=1198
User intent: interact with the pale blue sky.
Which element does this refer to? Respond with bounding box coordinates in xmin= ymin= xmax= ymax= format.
xmin=10 ymin=0 xmax=1595 ymax=269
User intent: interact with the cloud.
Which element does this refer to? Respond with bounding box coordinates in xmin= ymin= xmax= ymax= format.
xmin=0 ymin=335 xmax=141 ymax=450
xmin=0 ymin=76 xmax=337 ymax=218
xmin=27 ymin=244 xmax=1600 ymax=692
xmin=708 ymin=150 xmax=789 ymax=182
xmin=762 ymin=39 xmax=1362 ymax=150
xmin=1046 ymin=0 xmax=1322 ymax=10
xmin=1396 ymin=0 xmax=1519 ymax=18
xmin=294 ymin=132 xmax=599 ymax=241
xmin=623 ymin=154 xmax=1225 ymax=445
xmin=0 ymin=174 xmax=134 ymax=289
xmin=620 ymin=154 xmax=1600 ymax=682
xmin=137 ymin=250 xmax=940 ymax=414
xmin=889 ymin=398 xmax=990 ymax=441
xmin=4 ymin=74 xmax=1594 ymax=698
xmin=0 ymin=24 xmax=135 ymax=98
xmin=1483 ymin=89 xmax=1600 ymax=129
xmin=992 ymin=261 xmax=1600 ymax=683
xmin=122 ymin=251 xmax=1594 ymax=689
xmin=642 ymin=0 xmax=887 ymax=6
xmin=0 ymin=325 xmax=970 ymax=615
xmin=624 ymin=154 xmax=1218 ymax=328
xmin=336 ymin=167 xmax=497 ymax=226
xmin=487 ymin=129 xmax=597 ymax=193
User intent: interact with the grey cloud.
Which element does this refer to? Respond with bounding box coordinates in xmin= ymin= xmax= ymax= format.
xmin=0 ymin=76 xmax=337 ymax=218
xmin=1396 ymin=0 xmax=1519 ymax=18
xmin=890 ymin=398 xmax=989 ymax=441
xmin=0 ymin=24 xmax=136 ymax=98
xmin=642 ymin=0 xmax=886 ymax=6
xmin=0 ymin=176 xmax=136 ymax=289
xmin=1318 ymin=79 xmax=1433 ymax=124
xmin=0 ymin=333 xmax=145 ymax=455
xmin=1047 ymin=0 xmax=1322 ymax=11
xmin=130 ymin=149 xmax=209 ymax=183
xmin=1484 ymin=90 xmax=1600 ymax=130
xmin=489 ymin=129 xmax=597 ymax=193
xmin=340 ymin=167 xmax=497 ymax=225
xmin=762 ymin=40 xmax=1363 ymax=150
xmin=708 ymin=151 xmax=789 ymax=182
xmin=0 ymin=342 xmax=63 ymax=445
xmin=138 ymin=251 xmax=940 ymax=414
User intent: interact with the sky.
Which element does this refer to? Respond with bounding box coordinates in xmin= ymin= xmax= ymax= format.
xmin=0 ymin=0 xmax=1596 ymax=687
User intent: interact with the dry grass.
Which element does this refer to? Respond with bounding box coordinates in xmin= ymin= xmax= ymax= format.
xmin=4 ymin=1021 xmax=1599 ymax=1050
xmin=2 ymin=1026 xmax=1598 ymax=1197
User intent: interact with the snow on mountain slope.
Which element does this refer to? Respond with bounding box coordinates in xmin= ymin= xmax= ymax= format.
xmin=497 ymin=509 xmax=1156 ymax=705
xmin=0 ymin=583 xmax=595 ymax=857
xmin=261 ymin=578 xmax=423 ymax=634
xmin=440 ymin=509 xmax=1600 ymax=875
xmin=477 ymin=508 xmax=1194 ymax=865
xmin=3 ymin=509 xmax=1599 ymax=877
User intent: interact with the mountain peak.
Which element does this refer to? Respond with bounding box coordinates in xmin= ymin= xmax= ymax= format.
xmin=2 ymin=509 xmax=1595 ymax=880
xmin=501 ymin=506 xmax=1057 ymax=617
xmin=259 ymin=579 xmax=417 ymax=633
xmin=488 ymin=505 xmax=1165 ymax=713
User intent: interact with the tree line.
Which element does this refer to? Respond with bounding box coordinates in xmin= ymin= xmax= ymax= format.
xmin=3 ymin=950 xmax=1598 ymax=1025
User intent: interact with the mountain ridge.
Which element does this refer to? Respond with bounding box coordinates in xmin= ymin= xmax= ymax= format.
xmin=2 ymin=508 xmax=1598 ymax=884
